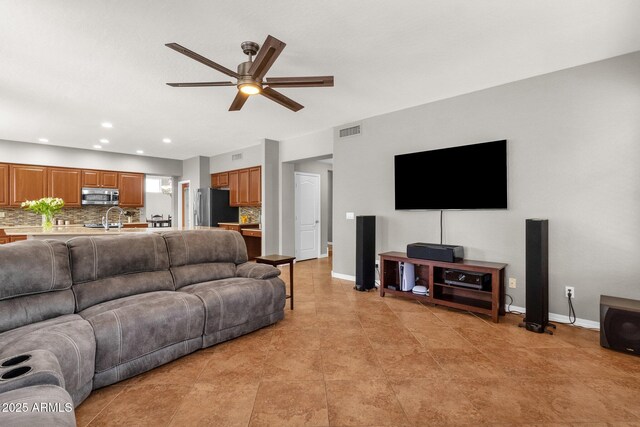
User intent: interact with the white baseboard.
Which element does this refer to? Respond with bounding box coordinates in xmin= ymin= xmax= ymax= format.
xmin=331 ymin=271 xmax=355 ymax=282
xmin=506 ymin=304 xmax=600 ymax=330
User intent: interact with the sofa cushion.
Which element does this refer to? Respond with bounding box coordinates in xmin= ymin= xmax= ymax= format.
xmin=0 ymin=314 xmax=96 ymax=406
xmin=68 ymin=234 xmax=174 ymax=311
xmin=79 ymin=291 xmax=204 ymax=380
xmin=236 ymin=262 xmax=281 ymax=280
xmin=0 ymin=290 xmax=76 ymax=334
xmin=179 ymin=277 xmax=285 ymax=339
xmin=0 ymin=240 xmax=72 ymax=301
xmin=163 ymin=230 xmax=246 ymax=289
xmin=0 ymin=385 xmax=76 ymax=427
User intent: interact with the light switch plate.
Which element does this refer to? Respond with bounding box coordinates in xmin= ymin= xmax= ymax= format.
xmin=346 ymin=212 xmax=355 ymax=220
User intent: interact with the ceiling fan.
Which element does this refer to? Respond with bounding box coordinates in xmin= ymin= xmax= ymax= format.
xmin=165 ymin=35 xmax=334 ymax=112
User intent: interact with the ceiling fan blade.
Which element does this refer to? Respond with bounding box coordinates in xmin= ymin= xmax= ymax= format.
xmin=166 ymin=81 xmax=234 ymax=87
xmin=166 ymin=43 xmax=239 ymax=78
xmin=265 ymin=76 xmax=334 ymax=88
xmin=249 ymin=35 xmax=286 ymax=81
xmin=229 ymin=91 xmax=250 ymax=111
xmin=261 ymin=86 xmax=304 ymax=112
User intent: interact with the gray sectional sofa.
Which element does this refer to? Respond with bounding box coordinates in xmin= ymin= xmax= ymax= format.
xmin=0 ymin=230 xmax=286 ymax=426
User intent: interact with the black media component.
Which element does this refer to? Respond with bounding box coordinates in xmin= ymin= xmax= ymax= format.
xmin=406 ymin=243 xmax=464 ymax=263
xmin=355 ymin=216 xmax=376 ymax=292
xmin=519 ymin=219 xmax=555 ymax=334
xmin=600 ymin=295 xmax=640 ymax=356
xmin=395 ymin=140 xmax=507 ymax=210
xmin=444 ymin=269 xmax=491 ymax=291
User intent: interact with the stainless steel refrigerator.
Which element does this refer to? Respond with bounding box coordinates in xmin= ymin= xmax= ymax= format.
xmin=194 ymin=188 xmax=239 ymax=227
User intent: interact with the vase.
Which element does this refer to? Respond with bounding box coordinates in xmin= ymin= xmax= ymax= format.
xmin=41 ymin=213 xmax=53 ymax=229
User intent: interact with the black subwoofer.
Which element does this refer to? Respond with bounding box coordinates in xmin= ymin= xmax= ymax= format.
xmin=355 ymin=215 xmax=376 ymax=292
xmin=601 ymin=295 xmax=640 ymax=356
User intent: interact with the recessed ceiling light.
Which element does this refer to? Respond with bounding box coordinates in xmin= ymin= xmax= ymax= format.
xmin=93 ymin=145 xmax=102 ymax=149
xmin=99 ymin=138 xmax=109 ymax=144
xmin=162 ymin=138 xmax=171 ymax=143
xmin=101 ymin=122 xmax=113 ymax=128
xmin=136 ymin=150 xmax=144 ymax=154
xmin=38 ymin=138 xmax=49 ymax=143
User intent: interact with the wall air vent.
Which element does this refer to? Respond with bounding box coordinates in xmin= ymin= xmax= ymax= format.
xmin=232 ymin=153 xmax=243 ymax=161
xmin=339 ymin=125 xmax=361 ymax=138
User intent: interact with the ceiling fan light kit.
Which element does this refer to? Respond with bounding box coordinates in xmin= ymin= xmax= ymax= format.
xmin=166 ymin=35 xmax=333 ymax=112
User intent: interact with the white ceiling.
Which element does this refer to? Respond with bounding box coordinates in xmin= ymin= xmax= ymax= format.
xmin=1 ymin=1 xmax=639 ymax=160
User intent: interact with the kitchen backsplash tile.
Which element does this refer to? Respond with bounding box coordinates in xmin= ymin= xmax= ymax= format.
xmin=0 ymin=206 xmax=142 ymax=227
xmin=239 ymin=206 xmax=261 ymax=223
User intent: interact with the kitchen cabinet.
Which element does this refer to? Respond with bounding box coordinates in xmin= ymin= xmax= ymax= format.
xmin=0 ymin=237 xmax=10 ymax=244
xmin=10 ymin=164 xmax=48 ymax=206
xmin=48 ymin=167 xmax=82 ymax=207
xmin=10 ymin=235 xmax=27 ymax=243
xmin=248 ymin=166 xmax=261 ymax=206
xmin=118 ymin=172 xmax=144 ymax=207
xmin=211 ymin=172 xmax=229 ymax=189
xmin=238 ymin=169 xmax=250 ymax=205
xmin=212 ymin=166 xmax=261 ymax=207
xmin=82 ymin=170 xmax=119 ymax=188
xmin=228 ymin=170 xmax=239 ymax=206
xmin=0 ymin=163 xmax=8 ymax=206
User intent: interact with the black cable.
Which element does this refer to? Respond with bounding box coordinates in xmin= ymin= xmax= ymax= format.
xmin=505 ymin=294 xmax=523 ymax=315
xmin=440 ymin=210 xmax=443 ymax=244
xmin=568 ymin=292 xmax=577 ymax=324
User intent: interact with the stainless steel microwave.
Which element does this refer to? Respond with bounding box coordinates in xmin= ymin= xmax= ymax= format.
xmin=81 ymin=188 xmax=119 ymax=205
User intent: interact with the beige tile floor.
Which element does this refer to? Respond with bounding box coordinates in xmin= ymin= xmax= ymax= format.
xmin=76 ymin=257 xmax=640 ymax=426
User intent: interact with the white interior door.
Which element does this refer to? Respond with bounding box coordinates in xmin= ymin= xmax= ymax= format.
xmin=295 ymin=172 xmax=320 ymax=261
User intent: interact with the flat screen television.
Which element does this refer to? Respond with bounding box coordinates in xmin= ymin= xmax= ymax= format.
xmin=394 ymin=140 xmax=507 ymax=210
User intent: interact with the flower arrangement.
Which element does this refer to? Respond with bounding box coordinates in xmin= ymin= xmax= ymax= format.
xmin=21 ymin=197 xmax=65 ymax=228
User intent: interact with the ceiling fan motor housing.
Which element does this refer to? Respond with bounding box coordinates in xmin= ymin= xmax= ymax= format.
xmin=237 ymin=61 xmax=262 ymax=88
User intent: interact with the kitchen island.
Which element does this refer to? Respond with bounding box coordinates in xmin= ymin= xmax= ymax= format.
xmin=0 ymin=224 xmax=220 ymax=242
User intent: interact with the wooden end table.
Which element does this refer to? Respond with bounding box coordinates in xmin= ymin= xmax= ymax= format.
xmin=255 ymin=255 xmax=295 ymax=310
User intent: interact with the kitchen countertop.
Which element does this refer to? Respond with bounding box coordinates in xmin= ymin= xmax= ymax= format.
xmin=1 ymin=224 xmax=219 ymax=237
xmin=218 ymin=222 xmax=260 ymax=226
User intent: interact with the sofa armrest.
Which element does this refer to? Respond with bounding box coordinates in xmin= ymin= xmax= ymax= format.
xmin=236 ymin=263 xmax=281 ymax=280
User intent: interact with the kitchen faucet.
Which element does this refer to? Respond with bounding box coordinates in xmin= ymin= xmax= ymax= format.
xmin=102 ymin=206 xmax=125 ymax=231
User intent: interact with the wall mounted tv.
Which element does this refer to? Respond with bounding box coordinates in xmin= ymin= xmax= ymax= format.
xmin=394 ymin=140 xmax=507 ymax=210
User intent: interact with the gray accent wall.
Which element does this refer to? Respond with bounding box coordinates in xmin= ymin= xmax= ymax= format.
xmin=333 ymin=51 xmax=640 ymax=322
xmin=0 ymin=139 xmax=182 ymax=175
xmin=263 ymin=139 xmax=279 ymax=254
xmin=210 ymin=144 xmax=262 ymax=172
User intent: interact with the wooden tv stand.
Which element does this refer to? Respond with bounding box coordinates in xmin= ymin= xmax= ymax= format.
xmin=379 ymin=252 xmax=507 ymax=322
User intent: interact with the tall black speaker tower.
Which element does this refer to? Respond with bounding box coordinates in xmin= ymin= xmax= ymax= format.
xmin=521 ymin=219 xmax=554 ymax=333
xmin=355 ymin=215 xmax=376 ymax=292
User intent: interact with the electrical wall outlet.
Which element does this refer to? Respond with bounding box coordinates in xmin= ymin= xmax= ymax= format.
xmin=565 ymin=286 xmax=575 ymax=298
xmin=508 ymin=278 xmax=517 ymax=289
xmin=346 ymin=212 xmax=355 ymax=220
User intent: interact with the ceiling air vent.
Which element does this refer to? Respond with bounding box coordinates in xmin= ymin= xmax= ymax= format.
xmin=339 ymin=125 xmax=361 ymax=138
xmin=232 ymin=153 xmax=243 ymax=161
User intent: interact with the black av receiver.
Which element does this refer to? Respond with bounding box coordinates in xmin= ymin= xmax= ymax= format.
xmin=444 ymin=269 xmax=491 ymax=291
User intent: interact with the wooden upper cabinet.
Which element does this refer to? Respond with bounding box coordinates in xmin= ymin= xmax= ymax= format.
xmin=211 ymin=172 xmax=230 ymax=189
xmin=0 ymin=164 xmax=8 ymax=206
xmin=118 ymin=172 xmax=144 ymax=207
xmin=82 ymin=170 xmax=100 ymax=187
xmin=248 ymin=166 xmax=261 ymax=206
xmin=217 ymin=172 xmax=229 ymax=188
xmin=238 ymin=169 xmax=250 ymax=206
xmin=228 ymin=170 xmax=239 ymax=206
xmin=10 ymin=164 xmax=48 ymax=206
xmin=48 ymin=167 xmax=82 ymax=207
xmin=83 ymin=170 xmax=119 ymax=188
xmin=100 ymin=171 xmax=118 ymax=188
